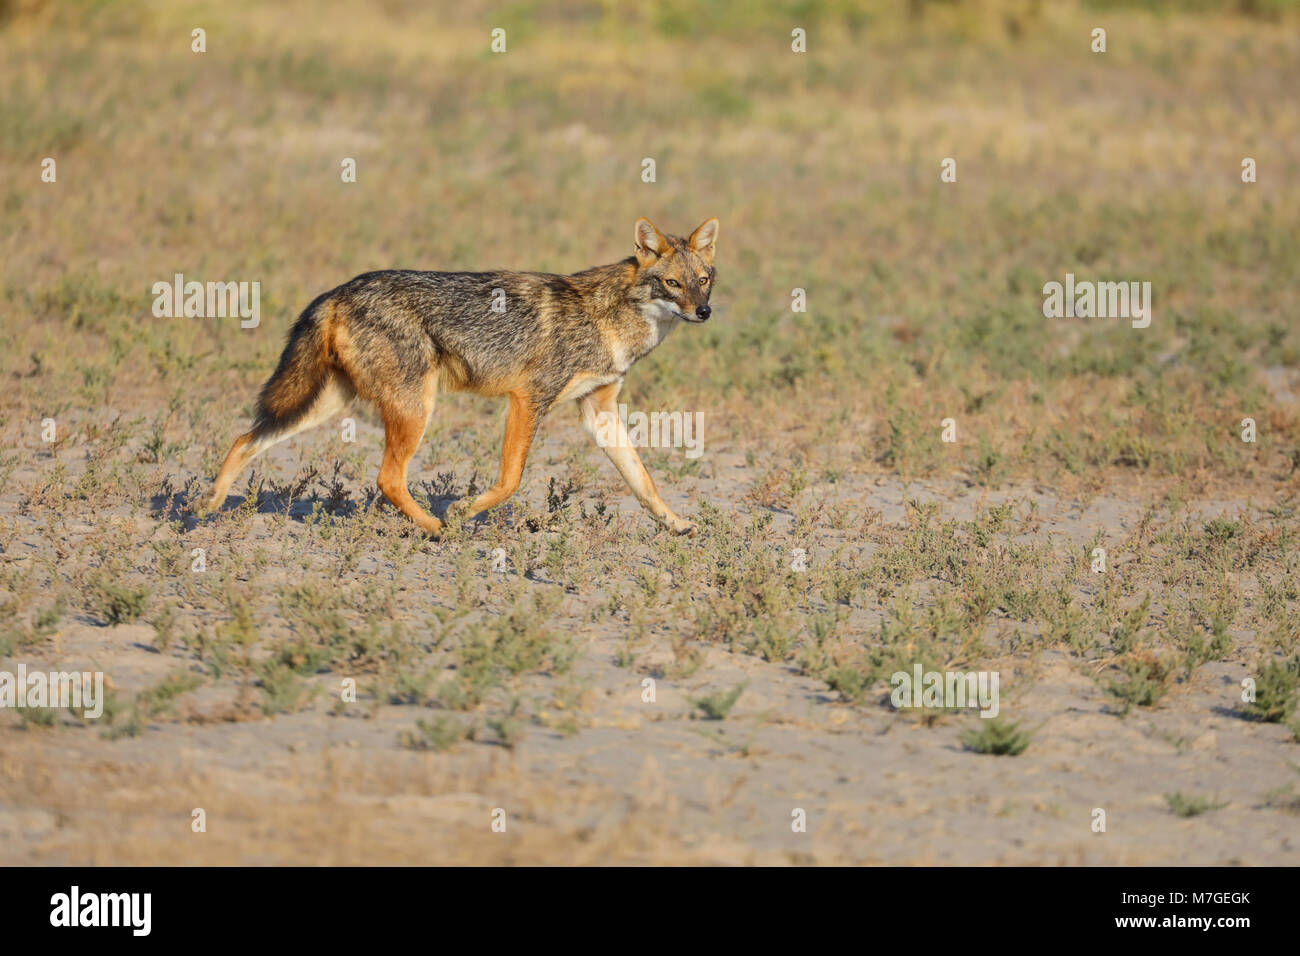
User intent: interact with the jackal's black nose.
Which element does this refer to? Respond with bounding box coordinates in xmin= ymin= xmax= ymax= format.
xmin=695 ymin=305 xmax=711 ymax=320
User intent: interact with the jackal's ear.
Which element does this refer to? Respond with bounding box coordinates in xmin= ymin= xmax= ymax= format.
xmin=687 ymin=217 xmax=719 ymax=259
xmin=634 ymin=217 xmax=669 ymax=261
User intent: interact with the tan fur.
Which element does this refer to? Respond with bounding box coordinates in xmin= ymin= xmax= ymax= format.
xmin=464 ymin=388 xmax=539 ymax=517
xmin=376 ymin=371 xmax=440 ymax=534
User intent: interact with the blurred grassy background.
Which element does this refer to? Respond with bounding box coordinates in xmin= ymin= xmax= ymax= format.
xmin=1 ymin=0 xmax=1297 ymax=487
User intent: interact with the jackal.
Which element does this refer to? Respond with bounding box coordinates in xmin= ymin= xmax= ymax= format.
xmin=200 ymin=217 xmax=719 ymax=535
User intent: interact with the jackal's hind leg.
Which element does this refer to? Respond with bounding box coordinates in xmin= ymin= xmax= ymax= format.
xmin=376 ymin=377 xmax=440 ymax=535
xmin=199 ymin=431 xmax=258 ymax=515
xmin=200 ymin=372 xmax=354 ymax=515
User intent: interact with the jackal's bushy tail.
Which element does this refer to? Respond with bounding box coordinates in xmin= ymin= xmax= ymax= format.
xmin=252 ymin=293 xmax=333 ymax=438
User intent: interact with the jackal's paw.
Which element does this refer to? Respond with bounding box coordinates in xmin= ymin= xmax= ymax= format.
xmin=443 ymin=498 xmax=475 ymax=525
xmin=664 ymin=514 xmax=697 ymax=536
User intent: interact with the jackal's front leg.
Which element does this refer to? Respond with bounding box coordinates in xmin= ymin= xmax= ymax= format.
xmin=579 ymin=382 xmax=695 ymax=535
xmin=464 ymin=388 xmax=538 ymax=518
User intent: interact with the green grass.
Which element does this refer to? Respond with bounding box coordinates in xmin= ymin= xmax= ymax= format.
xmin=87 ymin=577 xmax=150 ymax=627
xmin=962 ymin=717 xmax=1033 ymax=756
xmin=1105 ymin=655 xmax=1174 ymax=715
xmin=400 ymin=715 xmax=478 ymax=752
xmin=691 ymin=682 xmax=747 ymax=720
xmin=1242 ymin=655 xmax=1300 ymax=723
xmin=1164 ymin=791 xmax=1228 ymax=817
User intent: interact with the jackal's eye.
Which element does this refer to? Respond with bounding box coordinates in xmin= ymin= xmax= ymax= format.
xmin=699 ymin=275 xmax=710 ymax=286
xmin=664 ymin=279 xmax=681 ymax=288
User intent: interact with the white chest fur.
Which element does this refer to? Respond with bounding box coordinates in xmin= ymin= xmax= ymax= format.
xmin=606 ymin=300 xmax=682 ymax=375
xmin=640 ymin=299 xmax=681 ymax=350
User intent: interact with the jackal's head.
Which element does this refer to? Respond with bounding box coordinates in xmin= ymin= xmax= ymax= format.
xmin=633 ymin=217 xmax=719 ymax=323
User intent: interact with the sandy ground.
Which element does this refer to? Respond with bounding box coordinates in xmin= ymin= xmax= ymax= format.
xmin=2 ymin=414 xmax=1297 ymax=865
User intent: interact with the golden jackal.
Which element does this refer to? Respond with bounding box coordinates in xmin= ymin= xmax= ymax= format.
xmin=201 ymin=217 xmax=719 ymax=535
